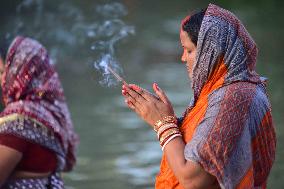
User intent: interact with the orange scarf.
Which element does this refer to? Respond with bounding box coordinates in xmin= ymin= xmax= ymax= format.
xmin=155 ymin=60 xmax=227 ymax=189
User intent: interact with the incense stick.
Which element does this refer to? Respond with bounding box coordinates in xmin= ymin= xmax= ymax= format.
xmin=107 ymin=66 xmax=127 ymax=84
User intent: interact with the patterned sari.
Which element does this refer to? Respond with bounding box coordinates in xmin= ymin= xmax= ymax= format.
xmin=0 ymin=36 xmax=78 ymax=189
xmin=155 ymin=4 xmax=276 ymax=189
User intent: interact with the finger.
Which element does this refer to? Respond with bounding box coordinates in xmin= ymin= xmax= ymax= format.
xmin=128 ymin=84 xmax=161 ymax=104
xmin=124 ymin=84 xmax=146 ymax=104
xmin=125 ymin=99 xmax=135 ymax=110
xmin=122 ymin=86 xmax=144 ymax=114
xmin=152 ymin=83 xmax=171 ymax=104
xmin=122 ymin=89 xmax=127 ymax=96
xmin=123 ymin=92 xmax=140 ymax=110
xmin=123 ymin=88 xmax=150 ymax=118
xmin=124 ymin=92 xmax=141 ymax=106
xmin=143 ymin=90 xmax=160 ymax=101
xmin=127 ymin=84 xmax=148 ymax=101
xmin=129 ymin=84 xmax=160 ymax=102
xmin=122 ymin=86 xmax=140 ymax=104
xmin=125 ymin=99 xmax=143 ymax=115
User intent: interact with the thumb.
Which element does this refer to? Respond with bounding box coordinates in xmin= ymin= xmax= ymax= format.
xmin=153 ymin=83 xmax=170 ymax=104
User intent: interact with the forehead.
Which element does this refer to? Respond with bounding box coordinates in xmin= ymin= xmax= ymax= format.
xmin=180 ymin=30 xmax=194 ymax=48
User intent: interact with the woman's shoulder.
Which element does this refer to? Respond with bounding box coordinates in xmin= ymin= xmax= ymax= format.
xmin=210 ymin=82 xmax=261 ymax=101
xmin=207 ymin=82 xmax=270 ymax=113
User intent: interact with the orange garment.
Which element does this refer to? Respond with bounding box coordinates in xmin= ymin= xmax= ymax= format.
xmin=155 ymin=60 xmax=227 ymax=189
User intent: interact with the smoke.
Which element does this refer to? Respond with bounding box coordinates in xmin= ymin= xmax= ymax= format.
xmin=1 ymin=1 xmax=135 ymax=86
xmin=92 ymin=3 xmax=135 ymax=87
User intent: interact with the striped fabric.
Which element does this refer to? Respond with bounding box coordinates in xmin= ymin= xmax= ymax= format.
xmin=155 ymin=4 xmax=276 ymax=189
xmin=2 ymin=173 xmax=64 ymax=189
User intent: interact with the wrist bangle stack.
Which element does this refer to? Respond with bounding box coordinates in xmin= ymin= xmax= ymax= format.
xmin=154 ymin=115 xmax=178 ymax=132
xmin=154 ymin=116 xmax=182 ymax=150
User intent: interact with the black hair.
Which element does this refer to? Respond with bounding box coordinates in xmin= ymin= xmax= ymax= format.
xmin=182 ymin=9 xmax=206 ymax=46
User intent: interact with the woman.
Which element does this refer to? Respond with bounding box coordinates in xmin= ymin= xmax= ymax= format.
xmin=0 ymin=36 xmax=78 ymax=188
xmin=122 ymin=4 xmax=276 ymax=189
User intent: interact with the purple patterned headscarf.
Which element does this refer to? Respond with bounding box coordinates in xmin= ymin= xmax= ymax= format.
xmin=188 ymin=4 xmax=263 ymax=109
xmin=1 ymin=36 xmax=79 ymax=171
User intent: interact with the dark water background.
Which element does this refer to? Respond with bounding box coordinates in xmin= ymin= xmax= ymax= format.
xmin=0 ymin=0 xmax=283 ymax=188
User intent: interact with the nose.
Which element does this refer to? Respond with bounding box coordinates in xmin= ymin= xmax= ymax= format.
xmin=181 ymin=49 xmax=186 ymax=63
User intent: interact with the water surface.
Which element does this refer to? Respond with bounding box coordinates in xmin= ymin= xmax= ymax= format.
xmin=0 ymin=0 xmax=283 ymax=188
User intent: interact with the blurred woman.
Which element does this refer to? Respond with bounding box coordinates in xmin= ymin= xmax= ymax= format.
xmin=0 ymin=36 xmax=78 ymax=189
xmin=122 ymin=4 xmax=276 ymax=189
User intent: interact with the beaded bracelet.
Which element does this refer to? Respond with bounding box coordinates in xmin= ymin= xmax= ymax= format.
xmin=154 ymin=115 xmax=177 ymax=132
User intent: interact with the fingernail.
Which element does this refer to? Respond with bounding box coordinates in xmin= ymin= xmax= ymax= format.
xmin=154 ymin=83 xmax=160 ymax=91
xmin=131 ymin=85 xmax=140 ymax=91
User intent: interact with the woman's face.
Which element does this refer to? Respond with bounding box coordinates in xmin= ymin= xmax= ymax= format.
xmin=180 ymin=30 xmax=197 ymax=80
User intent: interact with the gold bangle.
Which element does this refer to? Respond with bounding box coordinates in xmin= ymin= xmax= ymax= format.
xmin=154 ymin=115 xmax=177 ymax=132
xmin=163 ymin=116 xmax=177 ymax=123
xmin=157 ymin=123 xmax=178 ymax=138
xmin=161 ymin=134 xmax=182 ymax=150
xmin=160 ymin=131 xmax=181 ymax=147
xmin=154 ymin=120 xmax=164 ymax=132
xmin=159 ymin=128 xmax=181 ymax=145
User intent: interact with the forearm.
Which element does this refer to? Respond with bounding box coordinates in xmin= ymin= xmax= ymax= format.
xmin=0 ymin=145 xmax=22 ymax=186
xmin=163 ymin=137 xmax=218 ymax=189
xmin=163 ymin=137 xmax=194 ymax=187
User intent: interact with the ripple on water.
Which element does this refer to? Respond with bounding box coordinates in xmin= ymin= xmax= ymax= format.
xmin=116 ymin=140 xmax=161 ymax=186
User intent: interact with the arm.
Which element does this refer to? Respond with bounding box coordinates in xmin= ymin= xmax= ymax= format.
xmin=0 ymin=145 xmax=22 ymax=187
xmin=122 ymin=83 xmax=219 ymax=189
xmin=164 ymin=137 xmax=219 ymax=189
xmin=0 ymin=56 xmax=4 ymax=71
xmin=0 ymin=56 xmax=4 ymax=79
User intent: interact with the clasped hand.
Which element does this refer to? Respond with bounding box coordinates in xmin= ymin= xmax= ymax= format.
xmin=122 ymin=82 xmax=175 ymax=128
